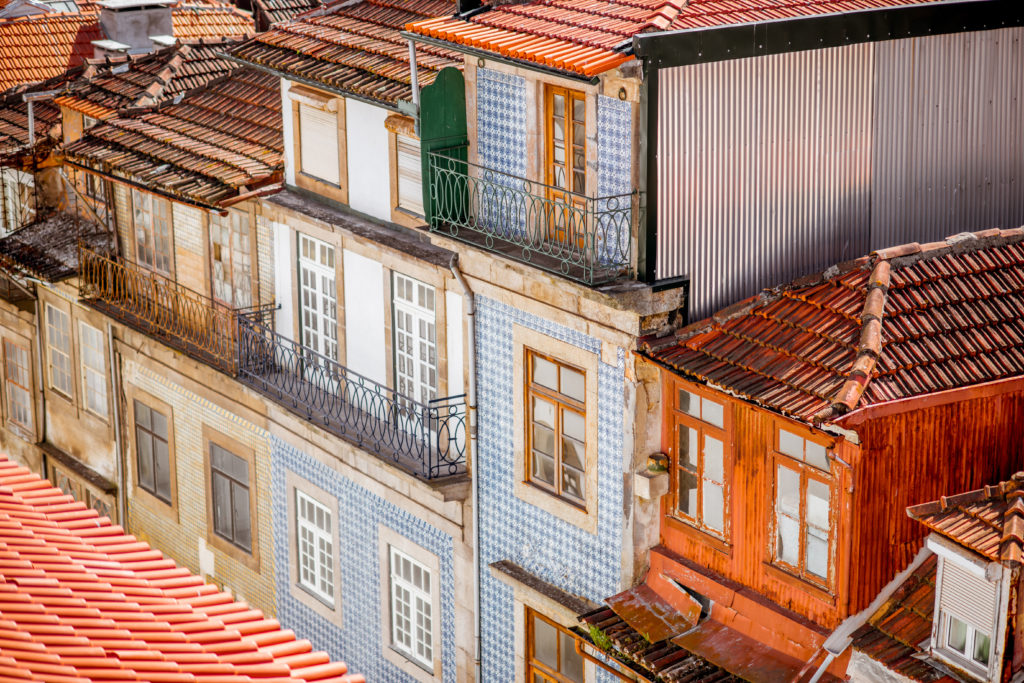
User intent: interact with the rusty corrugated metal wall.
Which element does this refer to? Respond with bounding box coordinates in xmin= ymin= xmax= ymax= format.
xmin=657 ymin=27 xmax=1024 ymax=318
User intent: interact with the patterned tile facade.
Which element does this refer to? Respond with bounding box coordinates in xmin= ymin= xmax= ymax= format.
xmin=597 ymin=95 xmax=633 ymax=265
xmin=475 ymin=296 xmax=625 ymax=682
xmin=476 ymin=68 xmax=527 ymax=179
xmin=270 ymin=435 xmax=458 ymax=683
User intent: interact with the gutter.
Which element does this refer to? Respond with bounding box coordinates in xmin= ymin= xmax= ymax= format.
xmin=107 ymin=321 xmax=127 ymax=528
xmin=448 ymin=256 xmax=481 ymax=682
xmin=633 ymin=0 xmax=1024 ymax=70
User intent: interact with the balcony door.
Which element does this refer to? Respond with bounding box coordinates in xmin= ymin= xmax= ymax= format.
xmin=392 ymin=272 xmax=436 ymax=405
xmin=298 ymin=233 xmax=338 ymax=364
xmin=544 ymin=85 xmax=587 ymax=248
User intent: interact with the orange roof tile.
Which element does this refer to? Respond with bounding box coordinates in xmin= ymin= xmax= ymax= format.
xmin=0 ymin=2 xmax=251 ymax=92
xmin=0 ymin=454 xmax=363 ymax=683
xmin=407 ymin=0 xmax=946 ymax=77
xmin=640 ymin=228 xmax=1024 ymax=423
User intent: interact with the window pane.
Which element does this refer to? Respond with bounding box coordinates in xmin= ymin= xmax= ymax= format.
xmin=679 ymin=390 xmax=700 ymax=419
xmin=806 ymin=527 xmax=828 ymax=578
xmin=948 ymin=615 xmax=968 ymax=654
xmin=703 ymin=482 xmax=724 ymax=533
xmin=806 ymin=478 xmax=830 ymax=531
xmin=777 ymin=513 xmax=800 ymax=566
xmin=562 ymin=410 xmax=584 ymax=442
xmin=232 ymin=483 xmax=251 ymax=550
xmin=779 ymin=430 xmax=804 ymax=459
xmin=532 ymin=356 xmax=558 ymax=390
xmin=151 ymin=409 xmax=168 ymax=440
xmin=806 ymin=441 xmax=829 ymax=470
xmin=562 ymin=434 xmax=584 ymax=471
xmin=677 ymin=469 xmax=698 ymax=517
xmin=701 ymin=397 xmax=724 ymax=428
xmin=679 ymin=426 xmax=698 ymax=469
xmin=562 ymin=467 xmax=583 ymax=501
xmin=704 ymin=436 xmax=723 ymax=482
xmin=533 ymin=424 xmax=554 ymax=456
xmin=973 ymin=631 xmax=991 ymax=665
xmin=212 ymin=473 xmax=231 ymax=538
xmin=532 ymin=398 xmax=554 ymax=428
xmin=532 ymin=453 xmax=555 ymax=486
xmin=776 ymin=465 xmax=800 ymax=516
xmin=559 ymin=629 xmax=584 ymax=681
xmin=135 ymin=400 xmax=150 ymax=430
xmin=137 ymin=430 xmax=153 ymax=491
xmin=532 ymin=616 xmax=557 ymax=669
xmin=154 ymin=439 xmax=170 ymax=500
xmin=560 ymin=367 xmax=584 ymax=403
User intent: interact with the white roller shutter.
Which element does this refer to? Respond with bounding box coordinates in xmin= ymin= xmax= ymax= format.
xmin=299 ymin=104 xmax=340 ymax=185
xmin=396 ymin=134 xmax=423 ymax=215
xmin=940 ymin=557 xmax=999 ymax=633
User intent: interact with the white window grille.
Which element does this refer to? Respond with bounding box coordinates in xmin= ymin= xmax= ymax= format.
xmin=4 ymin=341 xmax=31 ymax=431
xmin=389 ymin=545 xmax=433 ymax=670
xmin=392 ymin=272 xmax=436 ymax=404
xmin=45 ymin=305 xmax=72 ymax=396
xmin=296 ymin=490 xmax=334 ymax=604
xmin=298 ymin=233 xmax=338 ymax=361
xmin=79 ymin=322 xmax=106 ymax=416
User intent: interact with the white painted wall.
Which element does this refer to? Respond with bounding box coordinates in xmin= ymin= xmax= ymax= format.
xmin=345 ymin=98 xmax=391 ymax=221
xmin=272 ymin=221 xmax=293 ymax=335
xmin=281 ymin=79 xmax=295 ymax=185
xmin=342 ymin=249 xmax=386 ymax=385
xmin=445 ymin=290 xmax=463 ymax=398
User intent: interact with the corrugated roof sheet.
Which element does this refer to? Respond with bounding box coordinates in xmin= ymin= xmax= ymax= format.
xmin=0 ymin=210 xmax=114 ymax=280
xmin=231 ymin=0 xmax=462 ymax=106
xmin=0 ymin=1 xmax=251 ymax=92
xmin=64 ymin=66 xmax=282 ymax=206
xmin=407 ymin=0 xmax=944 ymax=77
xmin=640 ymin=228 xmax=1024 ymax=424
xmin=0 ymin=453 xmax=364 ymax=682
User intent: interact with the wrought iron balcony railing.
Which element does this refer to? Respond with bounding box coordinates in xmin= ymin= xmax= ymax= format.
xmin=236 ymin=313 xmax=467 ymax=480
xmin=79 ymin=246 xmax=248 ymax=374
xmin=427 ymin=148 xmax=638 ymax=285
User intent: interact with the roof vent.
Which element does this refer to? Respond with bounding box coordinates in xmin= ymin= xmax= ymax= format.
xmin=95 ymin=0 xmax=174 ymax=57
xmin=149 ymin=34 xmax=176 ymax=47
xmin=91 ymin=38 xmax=132 ymax=60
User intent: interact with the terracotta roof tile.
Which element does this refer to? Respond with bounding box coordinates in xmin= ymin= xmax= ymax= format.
xmin=0 ymin=2 xmax=251 ymax=92
xmin=407 ymin=0 xmax=939 ymax=77
xmin=63 ymin=66 xmax=282 ymax=207
xmin=0 ymin=454 xmax=363 ymax=683
xmin=640 ymin=229 xmax=1024 ymax=423
xmin=231 ymin=0 xmax=462 ymax=106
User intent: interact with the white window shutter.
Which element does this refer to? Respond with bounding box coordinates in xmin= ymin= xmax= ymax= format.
xmin=940 ymin=558 xmax=999 ymax=633
xmin=396 ymin=134 xmax=423 ymax=215
xmin=299 ymin=104 xmax=340 ymax=185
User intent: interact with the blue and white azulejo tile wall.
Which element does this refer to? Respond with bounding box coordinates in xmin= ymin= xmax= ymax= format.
xmin=475 ymin=296 xmax=625 ymax=682
xmin=270 ymin=436 xmax=457 ymax=683
xmin=476 ymin=67 xmax=527 ymax=178
xmin=597 ymin=94 xmax=633 ymax=265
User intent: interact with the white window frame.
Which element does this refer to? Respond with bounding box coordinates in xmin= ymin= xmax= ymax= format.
xmin=79 ymin=322 xmax=107 ymax=417
xmin=297 ymin=233 xmax=338 ymax=362
xmin=45 ymin=304 xmax=72 ymax=398
xmin=392 ymin=272 xmax=437 ymax=404
xmin=296 ymin=489 xmax=334 ymax=605
xmin=378 ymin=525 xmax=442 ymax=682
xmin=3 ymin=339 xmax=32 ymax=434
xmin=389 ymin=546 xmax=434 ymax=670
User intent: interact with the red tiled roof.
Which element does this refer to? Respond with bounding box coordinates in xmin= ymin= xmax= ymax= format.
xmin=252 ymin=0 xmax=321 ymax=29
xmin=908 ymin=473 xmax=1024 ymax=565
xmin=54 ymin=38 xmax=241 ymax=117
xmin=0 ymin=96 xmax=62 ymax=160
xmin=64 ymin=67 xmax=282 ymax=207
xmin=849 ymin=554 xmax=944 ymax=682
xmin=231 ymin=0 xmax=462 ymax=106
xmin=0 ymin=3 xmax=251 ymax=92
xmin=640 ymin=228 xmax=1024 ymax=423
xmin=0 ymin=453 xmax=364 ymax=683
xmin=407 ymin=0 xmax=942 ymax=77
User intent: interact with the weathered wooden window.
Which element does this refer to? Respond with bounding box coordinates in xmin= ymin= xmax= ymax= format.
xmin=527 ymin=608 xmax=584 ymax=683
xmin=772 ymin=427 xmax=834 ymax=586
xmin=79 ymin=322 xmax=106 ymax=417
xmin=389 ymin=545 xmax=433 ymax=670
xmin=299 ymin=103 xmax=340 ymax=186
xmin=525 ymin=349 xmax=587 ymax=507
xmin=132 ymin=188 xmax=173 ymax=274
xmin=210 ymin=210 xmax=253 ymax=308
xmin=209 ymin=443 xmax=252 ymax=552
xmin=672 ymin=387 xmax=728 ymax=539
xmin=545 ymin=84 xmax=586 ymax=196
xmin=393 ymin=272 xmax=436 ymax=404
xmin=3 ymin=340 xmax=32 ymax=432
xmin=45 ymin=304 xmax=72 ymax=397
xmin=296 ymin=490 xmax=334 ymax=605
xmin=396 ymin=134 xmax=424 ymax=215
xmin=134 ymin=399 xmax=171 ymax=504
xmin=297 ymin=233 xmax=337 ymax=361
xmin=936 ymin=556 xmax=1000 ymax=677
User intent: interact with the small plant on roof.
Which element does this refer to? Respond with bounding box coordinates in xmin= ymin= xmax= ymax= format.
xmin=588 ymin=624 xmax=613 ymax=652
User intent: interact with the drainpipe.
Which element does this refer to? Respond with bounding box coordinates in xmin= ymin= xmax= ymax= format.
xmin=26 ymin=101 xmax=35 ymax=147
xmin=107 ymin=321 xmax=127 ymax=528
xmin=448 ymin=255 xmax=480 ymax=682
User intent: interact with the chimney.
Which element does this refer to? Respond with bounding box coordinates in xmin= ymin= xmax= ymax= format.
xmin=93 ymin=0 xmax=174 ymax=57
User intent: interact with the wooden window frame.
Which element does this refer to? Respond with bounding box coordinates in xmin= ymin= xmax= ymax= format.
xmin=668 ymin=382 xmax=731 ymax=543
xmin=3 ymin=339 xmax=33 ymax=437
xmin=769 ymin=423 xmax=837 ymax=591
xmin=290 ymin=84 xmax=348 ymax=205
xmin=131 ymin=188 xmax=174 ymax=275
xmin=208 ymin=208 xmax=257 ymax=309
xmin=44 ymin=303 xmax=72 ymax=399
xmin=525 ymin=348 xmax=587 ymax=509
xmin=78 ymin=321 xmax=107 ymax=418
xmin=526 ymin=607 xmax=586 ymax=683
xmin=132 ymin=397 xmax=173 ymax=506
xmin=543 ymin=84 xmax=588 ymax=248
xmin=202 ymin=426 xmax=260 ymax=569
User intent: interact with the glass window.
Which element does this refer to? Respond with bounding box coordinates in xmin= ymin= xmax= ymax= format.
xmin=4 ymin=340 xmax=32 ymax=431
xmin=393 ymin=272 xmax=436 ymax=404
xmin=132 ymin=188 xmax=173 ymax=274
xmin=778 ymin=428 xmax=829 ymax=470
xmin=209 ymin=443 xmax=251 ymax=552
xmin=45 ymin=305 xmax=72 ymax=397
xmin=134 ymin=399 xmax=171 ymax=504
xmin=389 ymin=546 xmax=433 ymax=671
xmin=296 ymin=490 xmax=334 ymax=605
xmin=79 ymin=322 xmax=106 ymax=416
xmin=525 ymin=349 xmax=587 ymax=507
xmin=298 ymin=233 xmax=337 ymax=362
xmin=544 ymin=84 xmax=587 ymax=248
xmin=773 ymin=457 xmax=834 ymax=585
xmin=672 ymin=387 xmax=729 ymax=538
xmin=527 ymin=608 xmax=584 ymax=683
xmin=210 ymin=210 xmax=253 ymax=308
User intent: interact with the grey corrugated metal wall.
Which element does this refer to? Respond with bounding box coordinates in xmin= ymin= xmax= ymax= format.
xmin=657 ymin=27 xmax=1024 ymax=319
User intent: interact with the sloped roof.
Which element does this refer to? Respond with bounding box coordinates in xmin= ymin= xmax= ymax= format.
xmin=230 ymin=0 xmax=461 ymax=107
xmin=64 ymin=66 xmax=282 ymax=207
xmin=0 ymin=211 xmax=114 ymax=280
xmin=54 ymin=38 xmax=241 ymax=117
xmin=640 ymin=228 xmax=1024 ymax=424
xmin=849 ymin=554 xmax=944 ymax=682
xmin=908 ymin=473 xmax=1024 ymax=565
xmin=0 ymin=453 xmax=364 ymax=683
xmin=251 ymin=0 xmax=320 ymax=29
xmin=0 ymin=2 xmax=251 ymax=92
xmin=406 ymin=0 xmax=935 ymax=78
xmin=0 ymin=95 xmax=62 ymax=160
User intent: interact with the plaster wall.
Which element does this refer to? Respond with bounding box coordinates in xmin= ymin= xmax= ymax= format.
xmin=345 ymin=99 xmax=391 ymax=221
